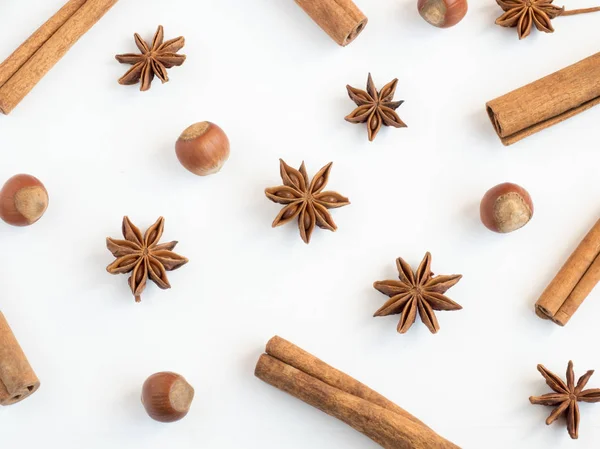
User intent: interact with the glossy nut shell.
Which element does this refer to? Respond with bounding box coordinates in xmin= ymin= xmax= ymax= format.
xmin=0 ymin=174 xmax=49 ymax=226
xmin=417 ymin=0 xmax=468 ymax=28
xmin=175 ymin=121 xmax=230 ymax=176
xmin=480 ymin=182 xmax=534 ymax=233
xmin=141 ymin=372 xmax=195 ymax=423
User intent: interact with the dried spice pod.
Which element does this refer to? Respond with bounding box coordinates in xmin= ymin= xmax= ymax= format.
xmin=530 ymin=361 xmax=600 ymax=439
xmin=345 ymin=73 xmax=407 ymax=142
xmin=294 ymin=0 xmax=368 ymax=46
xmin=106 ymin=217 xmax=188 ymax=302
xmin=116 ymin=25 xmax=186 ymax=91
xmin=480 ymin=183 xmax=533 ymax=233
xmin=418 ymin=0 xmax=468 ymax=28
xmin=265 ymin=159 xmax=350 ymax=244
xmin=0 ymin=174 xmax=48 ymax=226
xmin=175 ymin=122 xmax=230 ymax=176
xmin=495 ymin=0 xmax=600 ymax=40
xmin=141 ymin=372 xmax=194 ymax=423
xmin=373 ymin=253 xmax=462 ymax=334
xmin=0 ymin=312 xmax=40 ymax=406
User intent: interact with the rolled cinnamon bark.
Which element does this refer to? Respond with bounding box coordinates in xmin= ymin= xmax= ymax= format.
xmin=295 ymin=0 xmax=368 ymax=46
xmin=0 ymin=312 xmax=40 ymax=406
xmin=535 ymin=219 xmax=600 ymax=326
xmin=0 ymin=0 xmax=118 ymax=115
xmin=0 ymin=0 xmax=88 ymax=88
xmin=486 ymin=52 xmax=600 ymax=146
xmin=265 ymin=335 xmax=427 ymax=427
xmin=256 ymin=336 xmax=459 ymax=449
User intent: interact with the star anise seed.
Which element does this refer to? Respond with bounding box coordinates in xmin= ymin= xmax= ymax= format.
xmin=373 ymin=252 xmax=462 ymax=334
xmin=115 ymin=25 xmax=186 ymax=91
xmin=345 ymin=73 xmax=407 ymax=141
xmin=530 ymin=361 xmax=600 ymax=439
xmin=495 ymin=0 xmax=564 ymax=39
xmin=106 ymin=217 xmax=188 ymax=302
xmin=265 ymin=159 xmax=350 ymax=244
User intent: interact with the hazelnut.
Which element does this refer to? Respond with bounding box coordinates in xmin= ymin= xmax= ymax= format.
xmin=480 ymin=182 xmax=533 ymax=233
xmin=417 ymin=0 xmax=468 ymax=28
xmin=0 ymin=174 xmax=49 ymax=227
xmin=175 ymin=122 xmax=230 ymax=176
xmin=141 ymin=372 xmax=194 ymax=423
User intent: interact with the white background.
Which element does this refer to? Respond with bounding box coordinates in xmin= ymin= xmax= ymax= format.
xmin=1 ymin=0 xmax=600 ymax=448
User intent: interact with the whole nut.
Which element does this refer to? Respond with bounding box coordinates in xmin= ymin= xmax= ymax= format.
xmin=175 ymin=122 xmax=230 ymax=176
xmin=417 ymin=0 xmax=468 ymax=28
xmin=0 ymin=174 xmax=49 ymax=226
xmin=480 ymin=182 xmax=533 ymax=233
xmin=141 ymin=372 xmax=194 ymax=423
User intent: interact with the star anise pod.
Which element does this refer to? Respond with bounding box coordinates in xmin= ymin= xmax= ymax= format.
xmin=345 ymin=73 xmax=407 ymax=141
xmin=115 ymin=25 xmax=186 ymax=91
xmin=265 ymin=159 xmax=350 ymax=244
xmin=495 ymin=0 xmax=564 ymax=39
xmin=106 ymin=217 xmax=188 ymax=302
xmin=530 ymin=361 xmax=600 ymax=439
xmin=373 ymin=253 xmax=462 ymax=334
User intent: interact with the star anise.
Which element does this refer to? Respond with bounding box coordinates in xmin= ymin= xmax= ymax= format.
xmin=530 ymin=361 xmax=600 ymax=439
xmin=265 ymin=159 xmax=350 ymax=244
xmin=345 ymin=73 xmax=407 ymax=141
xmin=495 ymin=0 xmax=564 ymax=39
xmin=106 ymin=217 xmax=188 ymax=302
xmin=373 ymin=253 xmax=462 ymax=334
xmin=115 ymin=25 xmax=186 ymax=91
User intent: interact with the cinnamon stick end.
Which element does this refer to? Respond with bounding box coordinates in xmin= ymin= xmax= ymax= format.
xmin=0 ymin=381 xmax=40 ymax=406
xmin=534 ymin=304 xmax=567 ymax=326
xmin=485 ymin=104 xmax=504 ymax=138
xmin=341 ymin=18 xmax=368 ymax=47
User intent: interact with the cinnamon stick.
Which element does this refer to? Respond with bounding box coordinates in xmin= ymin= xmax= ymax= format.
xmin=0 ymin=0 xmax=87 ymax=88
xmin=255 ymin=336 xmax=459 ymax=449
xmin=295 ymin=0 xmax=368 ymax=46
xmin=486 ymin=52 xmax=600 ymax=146
xmin=0 ymin=312 xmax=40 ymax=406
xmin=535 ymin=219 xmax=600 ymax=326
xmin=0 ymin=0 xmax=118 ymax=115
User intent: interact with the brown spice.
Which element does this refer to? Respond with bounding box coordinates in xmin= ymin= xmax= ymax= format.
xmin=530 ymin=361 xmax=600 ymax=439
xmin=495 ymin=0 xmax=600 ymax=40
xmin=535 ymin=219 xmax=600 ymax=326
xmin=0 ymin=0 xmax=118 ymax=115
xmin=115 ymin=25 xmax=186 ymax=91
xmin=265 ymin=159 xmax=350 ymax=244
xmin=0 ymin=0 xmax=87 ymax=88
xmin=345 ymin=73 xmax=407 ymax=142
xmin=255 ymin=336 xmax=459 ymax=449
xmin=106 ymin=217 xmax=188 ymax=302
xmin=0 ymin=312 xmax=40 ymax=406
xmin=486 ymin=52 xmax=600 ymax=145
xmin=294 ymin=0 xmax=368 ymax=46
xmin=373 ymin=253 xmax=462 ymax=334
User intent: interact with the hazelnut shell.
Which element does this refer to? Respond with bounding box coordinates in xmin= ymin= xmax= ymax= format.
xmin=0 ymin=174 xmax=49 ymax=227
xmin=175 ymin=122 xmax=230 ymax=176
xmin=417 ymin=0 xmax=468 ymax=28
xmin=480 ymin=182 xmax=533 ymax=233
xmin=141 ymin=372 xmax=195 ymax=423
